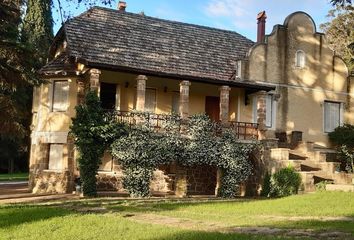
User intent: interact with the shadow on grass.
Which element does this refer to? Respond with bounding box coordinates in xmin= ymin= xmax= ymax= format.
xmin=0 ymin=205 xmax=72 ymax=229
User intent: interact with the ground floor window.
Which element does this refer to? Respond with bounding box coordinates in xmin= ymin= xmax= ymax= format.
xmin=324 ymin=101 xmax=343 ymax=133
xmin=48 ymin=144 xmax=63 ymax=170
xmin=253 ymin=95 xmax=275 ymax=128
xmin=98 ymin=152 xmax=113 ymax=172
xmin=145 ymin=88 xmax=157 ymax=113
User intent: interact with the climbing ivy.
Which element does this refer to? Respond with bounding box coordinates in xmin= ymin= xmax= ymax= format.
xmin=111 ymin=113 xmax=257 ymax=198
xmin=70 ymin=91 xmax=126 ymax=196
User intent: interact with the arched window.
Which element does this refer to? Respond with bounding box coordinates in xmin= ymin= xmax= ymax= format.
xmin=295 ymin=50 xmax=305 ymax=68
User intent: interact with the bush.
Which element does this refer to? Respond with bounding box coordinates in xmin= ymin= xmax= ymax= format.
xmin=269 ymin=167 xmax=302 ymax=197
xmin=260 ymin=172 xmax=271 ymax=197
xmin=328 ymin=124 xmax=354 ymax=148
xmin=328 ymin=125 xmax=354 ymax=173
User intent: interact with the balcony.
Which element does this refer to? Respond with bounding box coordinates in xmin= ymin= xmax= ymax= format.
xmin=105 ymin=110 xmax=259 ymax=140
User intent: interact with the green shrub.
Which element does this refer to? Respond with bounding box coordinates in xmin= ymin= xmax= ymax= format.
xmin=260 ymin=172 xmax=271 ymax=197
xmin=328 ymin=124 xmax=354 ymax=148
xmin=328 ymin=125 xmax=354 ymax=173
xmin=269 ymin=167 xmax=302 ymax=198
xmin=315 ymin=181 xmax=328 ymax=192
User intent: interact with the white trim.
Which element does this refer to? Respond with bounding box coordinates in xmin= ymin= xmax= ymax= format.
xmin=237 ymin=94 xmax=241 ymax=122
xmin=31 ymin=131 xmax=68 ymax=144
xmin=115 ymin=84 xmax=120 ymax=111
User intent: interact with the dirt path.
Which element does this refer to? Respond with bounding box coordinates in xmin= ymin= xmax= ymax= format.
xmin=126 ymin=213 xmax=353 ymax=239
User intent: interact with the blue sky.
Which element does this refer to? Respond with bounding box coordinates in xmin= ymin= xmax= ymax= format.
xmin=53 ymin=0 xmax=334 ymax=41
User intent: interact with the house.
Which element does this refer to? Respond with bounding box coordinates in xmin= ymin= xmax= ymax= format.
xmin=29 ymin=2 xmax=353 ymax=195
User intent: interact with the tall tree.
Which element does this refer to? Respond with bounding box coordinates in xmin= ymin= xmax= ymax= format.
xmin=330 ymin=0 xmax=352 ymax=6
xmin=23 ymin=0 xmax=54 ymax=67
xmin=321 ymin=6 xmax=354 ymax=71
xmin=0 ymin=0 xmax=38 ymax=173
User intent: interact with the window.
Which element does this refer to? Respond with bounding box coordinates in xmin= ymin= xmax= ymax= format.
xmin=172 ymin=92 xmax=180 ymax=113
xmin=295 ymin=50 xmax=305 ymax=68
xmin=48 ymin=144 xmax=63 ymax=170
xmin=324 ymin=101 xmax=342 ymax=133
xmin=145 ymin=88 xmax=156 ymax=113
xmin=98 ymin=152 xmax=113 ymax=172
xmin=52 ymin=80 xmax=69 ymax=112
xmin=253 ymin=95 xmax=275 ymax=128
xmin=236 ymin=60 xmax=242 ymax=78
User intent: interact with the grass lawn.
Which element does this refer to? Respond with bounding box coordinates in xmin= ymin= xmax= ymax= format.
xmin=1 ymin=192 xmax=353 ymax=239
xmin=0 ymin=173 xmax=28 ymax=182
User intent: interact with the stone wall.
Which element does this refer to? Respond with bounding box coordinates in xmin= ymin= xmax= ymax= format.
xmin=30 ymin=170 xmax=74 ymax=194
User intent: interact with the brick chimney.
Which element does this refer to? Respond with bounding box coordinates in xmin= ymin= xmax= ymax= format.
xmin=118 ymin=1 xmax=127 ymax=12
xmin=257 ymin=11 xmax=267 ymax=43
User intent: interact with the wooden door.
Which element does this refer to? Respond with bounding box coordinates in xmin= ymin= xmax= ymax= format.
xmin=205 ymin=96 xmax=220 ymax=121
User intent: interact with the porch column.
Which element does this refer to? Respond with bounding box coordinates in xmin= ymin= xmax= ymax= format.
xmin=219 ymin=85 xmax=231 ymax=124
xmin=256 ymin=91 xmax=267 ymax=140
xmin=136 ymin=75 xmax=147 ymax=111
xmin=179 ymin=80 xmax=191 ymax=119
xmin=89 ymin=68 xmax=101 ymax=94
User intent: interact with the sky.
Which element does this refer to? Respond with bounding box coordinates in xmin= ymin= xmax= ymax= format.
xmin=52 ymin=0 xmax=335 ymax=41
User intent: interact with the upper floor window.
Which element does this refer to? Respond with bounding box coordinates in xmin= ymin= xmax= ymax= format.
xmin=324 ymin=101 xmax=343 ymax=133
xmin=52 ymin=80 xmax=69 ymax=112
xmin=295 ymin=50 xmax=305 ymax=68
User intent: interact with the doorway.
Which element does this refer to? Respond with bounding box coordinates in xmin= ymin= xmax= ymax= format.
xmin=205 ymin=96 xmax=220 ymax=121
xmin=100 ymin=82 xmax=117 ymax=110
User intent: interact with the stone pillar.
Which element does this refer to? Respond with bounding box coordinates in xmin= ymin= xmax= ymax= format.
xmin=136 ymin=75 xmax=148 ymax=111
xmin=219 ymin=86 xmax=231 ymax=124
xmin=175 ymin=167 xmax=187 ymax=197
xmin=179 ymin=80 xmax=191 ymax=119
xmin=89 ymin=69 xmax=101 ymax=94
xmin=215 ymin=168 xmax=222 ymax=196
xmin=256 ymin=91 xmax=267 ymax=140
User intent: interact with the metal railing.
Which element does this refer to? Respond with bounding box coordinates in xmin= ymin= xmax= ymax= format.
xmin=105 ymin=110 xmax=258 ymax=140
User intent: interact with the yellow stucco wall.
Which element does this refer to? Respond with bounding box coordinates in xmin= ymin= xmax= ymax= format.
xmin=246 ymin=12 xmax=349 ymax=146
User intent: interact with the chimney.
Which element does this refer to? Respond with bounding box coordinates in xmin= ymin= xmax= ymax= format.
xmin=118 ymin=1 xmax=127 ymax=12
xmin=257 ymin=11 xmax=267 ymax=43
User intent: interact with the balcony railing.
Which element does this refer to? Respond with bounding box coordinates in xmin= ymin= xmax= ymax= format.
xmin=105 ymin=110 xmax=258 ymax=140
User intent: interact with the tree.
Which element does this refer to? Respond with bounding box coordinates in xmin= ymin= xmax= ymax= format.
xmin=330 ymin=0 xmax=352 ymax=6
xmin=23 ymin=0 xmax=54 ymax=67
xmin=320 ymin=5 xmax=354 ymax=71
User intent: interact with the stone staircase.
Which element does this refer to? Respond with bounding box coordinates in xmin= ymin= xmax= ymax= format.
xmin=270 ymin=142 xmax=353 ymax=192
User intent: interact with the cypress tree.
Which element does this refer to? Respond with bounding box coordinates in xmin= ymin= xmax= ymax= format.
xmin=23 ymin=0 xmax=54 ymax=67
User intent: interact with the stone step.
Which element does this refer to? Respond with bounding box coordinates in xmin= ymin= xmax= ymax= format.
xmin=325 ymin=184 xmax=354 ymax=192
xmin=298 ymin=172 xmax=315 ymax=192
xmin=313 ymin=172 xmax=353 ymax=185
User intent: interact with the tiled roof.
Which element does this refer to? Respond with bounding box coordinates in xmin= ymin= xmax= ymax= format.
xmin=60 ymin=6 xmax=254 ymax=82
xmin=39 ymin=53 xmax=76 ymax=76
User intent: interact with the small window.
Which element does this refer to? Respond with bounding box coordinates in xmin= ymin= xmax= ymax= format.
xmin=295 ymin=50 xmax=305 ymax=68
xmin=48 ymin=144 xmax=63 ymax=170
xmin=145 ymin=88 xmax=156 ymax=113
xmin=236 ymin=60 xmax=242 ymax=78
xmin=52 ymin=80 xmax=69 ymax=112
xmin=253 ymin=95 xmax=275 ymax=128
xmin=171 ymin=91 xmax=180 ymax=114
xmin=324 ymin=101 xmax=342 ymax=133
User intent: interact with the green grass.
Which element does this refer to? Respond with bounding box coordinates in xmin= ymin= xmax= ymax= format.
xmin=1 ymin=192 xmax=354 ymax=239
xmin=0 ymin=173 xmax=28 ymax=182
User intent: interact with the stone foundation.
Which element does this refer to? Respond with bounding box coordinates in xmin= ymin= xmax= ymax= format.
xmin=30 ymin=170 xmax=74 ymax=194
xmin=186 ymin=165 xmax=217 ymax=195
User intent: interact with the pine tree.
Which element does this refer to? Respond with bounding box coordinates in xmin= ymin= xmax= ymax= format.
xmin=23 ymin=0 xmax=54 ymax=67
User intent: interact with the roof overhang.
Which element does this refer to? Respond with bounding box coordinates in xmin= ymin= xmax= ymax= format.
xmin=83 ymin=60 xmax=275 ymax=92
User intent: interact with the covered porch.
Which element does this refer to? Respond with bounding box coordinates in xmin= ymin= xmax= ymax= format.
xmin=85 ymin=68 xmax=274 ymax=140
